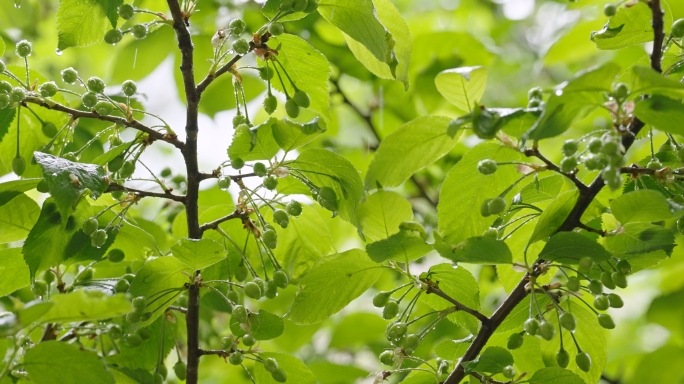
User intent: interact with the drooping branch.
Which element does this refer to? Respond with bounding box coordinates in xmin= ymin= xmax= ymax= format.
xmin=443 ymin=1 xmax=665 ymax=382
xmin=523 ymin=147 xmax=588 ymax=192
xmin=424 ymin=285 xmax=490 ymax=324
xmin=199 ymin=210 xmax=248 ymax=233
xmin=22 ymin=97 xmax=184 ymax=149
xmin=196 ymin=54 xmax=244 ymax=96
xmin=105 ymin=183 xmax=186 ymax=203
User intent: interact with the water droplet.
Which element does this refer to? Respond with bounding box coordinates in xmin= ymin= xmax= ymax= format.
xmin=555 ymin=90 xmax=563 ymax=96
xmin=55 ymin=49 xmax=63 ymax=56
xmin=14 ymin=0 xmax=21 ymax=9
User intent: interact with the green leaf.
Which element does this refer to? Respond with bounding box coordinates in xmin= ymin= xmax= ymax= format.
xmin=647 ymin=286 xmax=684 ymax=337
xmin=17 ymin=301 xmax=54 ymax=327
xmin=261 ymin=0 xmax=310 ymax=22
xmin=57 ymin=0 xmax=123 ymax=50
xmin=435 ymin=338 xmax=471 ymax=361
xmin=230 ymin=310 xmax=284 ymax=340
xmin=307 ymin=361 xmax=368 ymax=384
xmin=591 ymin=1 xmax=671 ymax=50
xmin=611 ymin=189 xmax=683 ymax=223
xmin=630 ymin=346 xmax=684 ymax=384
xmin=228 ymin=118 xmax=280 ymax=162
xmin=0 ymin=108 xmax=16 ymax=144
xmin=171 ymin=238 xmax=225 ymax=271
xmin=525 ymin=63 xmax=620 ymax=140
xmin=24 ymin=341 xmax=114 ymax=384
xmin=329 ymin=312 xmax=386 ymax=348
xmin=318 ymin=0 xmax=395 ymax=74
xmin=287 ymin=148 xmax=364 ymax=228
xmin=421 ymin=263 xmax=481 ymax=334
xmin=39 ymin=290 xmax=131 ymax=323
xmin=401 ymin=369 xmax=439 ymax=384
xmin=438 ymin=143 xmax=523 ymax=245
xmin=604 ymin=222 xmax=675 ymax=256
xmin=91 ymin=142 xmax=134 ymax=166
xmin=288 ymin=249 xmax=381 ymax=325
xmin=0 ymin=37 xmax=4 ymax=56
xmin=0 ymin=179 xmax=40 ymax=207
xmin=0 ymin=193 xmax=40 ymax=244
xmin=34 ymin=152 xmax=108 ymax=218
xmin=107 ymin=316 xmax=177 ymax=371
xmin=0 ymin=248 xmax=30 ymax=297
xmin=273 ymin=208 xmax=335 ymax=281
xmin=357 ymin=190 xmax=413 ymax=242
xmin=516 ymin=175 xmax=564 ymax=204
xmin=634 ymin=96 xmax=684 ymax=136
xmin=529 ymin=190 xmax=579 ymax=244
xmin=365 ymin=116 xmax=458 ymax=189
xmin=254 ymin=352 xmax=316 ymax=384
xmin=366 ymin=229 xmax=432 ymax=263
xmin=529 ymin=368 xmax=584 ymax=384
xmin=462 ymin=346 xmax=513 ymax=374
xmin=129 ymin=257 xmax=190 ymax=326
xmin=272 ymin=117 xmax=326 ymax=152
xmin=630 ymin=66 xmax=684 ymax=97
xmin=110 ymin=26 xmax=174 ymax=83
xmin=435 ymin=234 xmax=513 ymax=264
xmin=344 ymin=0 xmax=412 ymax=89
xmin=262 ymin=34 xmax=331 ymax=119
xmin=435 ymin=67 xmax=487 ymax=113
xmin=539 ymin=232 xmax=611 ymax=264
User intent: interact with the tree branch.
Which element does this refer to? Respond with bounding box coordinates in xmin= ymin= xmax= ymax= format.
xmin=425 ymin=285 xmax=489 ymax=324
xmin=199 ymin=349 xmax=229 ymax=357
xmin=196 ymin=54 xmax=244 ymax=97
xmin=23 ymin=97 xmax=184 ymax=149
xmin=469 ymin=372 xmax=510 ymax=384
xmin=106 ymin=183 xmax=186 ymax=203
xmin=199 ymin=210 xmax=248 ymax=234
xmin=523 ymin=148 xmax=588 ymax=192
xmin=443 ymin=2 xmax=665 ymax=382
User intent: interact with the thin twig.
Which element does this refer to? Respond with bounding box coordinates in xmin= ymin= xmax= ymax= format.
xmin=106 ymin=183 xmax=186 ymax=203
xmin=199 ymin=210 xmax=248 ymax=233
xmin=425 ymin=285 xmax=489 ymax=324
xmin=523 ymin=148 xmax=588 ymax=192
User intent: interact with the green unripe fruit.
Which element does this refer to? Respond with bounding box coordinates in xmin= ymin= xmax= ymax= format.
xmin=264 ymin=176 xmax=278 ymax=190
xmin=132 ymin=296 xmax=146 ymax=312
xmin=235 ymin=263 xmax=249 ymax=281
xmin=122 ymin=80 xmax=137 ymax=96
xmin=109 ymin=134 xmax=121 ymax=146
xmin=39 ymin=81 xmax=59 ymax=97
xmin=264 ymin=94 xmax=277 ymax=114
xmin=387 ymin=322 xmax=408 ymax=339
xmin=503 ymin=365 xmax=515 ymax=379
xmin=78 ymin=268 xmax=94 ymax=281
xmin=229 ymin=352 xmax=243 ymax=365
xmin=612 ymin=271 xmax=628 ymax=288
xmin=507 ymin=333 xmax=524 ymax=350
xmin=379 ymin=350 xmax=394 ymax=365
xmin=528 ymin=86 xmax=543 ymax=100
xmin=317 ymin=186 xmax=338 ymax=211
xmin=556 ymin=348 xmax=570 ymax=368
xmin=559 ymin=312 xmax=576 ymax=331
xmin=483 ymin=228 xmax=498 ymax=238
xmin=221 ymin=336 xmax=235 ymax=350
xmin=82 ymin=92 xmax=98 ymax=109
xmin=218 ymin=177 xmax=231 ymax=190
xmin=0 ymin=60 xmax=5 ymax=73
xmin=264 ymin=358 xmax=278 ymax=372
xmin=107 ymin=249 xmax=125 ymax=263
xmin=115 ymin=278 xmax=130 ymax=293
xmin=0 ymin=93 xmax=9 ymax=109
xmin=601 ymin=271 xmax=616 ymax=290
xmin=280 ymin=0 xmax=294 ymax=10
xmin=153 ymin=373 xmax=163 ymax=384
xmin=227 ymin=290 xmax=240 ymax=304
xmin=594 ymin=295 xmax=609 ymax=311
xmin=487 ymin=197 xmax=507 ymax=215
xmin=477 ymin=159 xmax=497 ymax=175
xmin=265 ymin=279 xmax=278 ymax=299
xmin=244 ymin=282 xmax=262 ymax=300
xmin=104 ymin=29 xmax=124 ymax=45
xmin=293 ymin=0 xmax=309 ymax=12
xmin=286 ymin=200 xmax=302 ymax=216
xmin=63 ymin=152 xmax=78 ymax=162
xmin=567 ymin=276 xmax=580 ymax=292
xmin=562 ymin=140 xmax=578 ymax=157
xmin=61 ymin=67 xmax=79 ymax=84
xmin=0 ymin=81 xmax=10 ymax=94
xmin=33 ymin=281 xmax=48 ymax=296
xmin=292 ymin=90 xmax=310 ymax=108
xmin=232 ymin=39 xmax=250 ymax=55
xmin=269 ymin=22 xmax=285 ymax=36
xmin=228 ymin=19 xmax=247 ymax=36
xmin=12 ymin=157 xmax=26 ymax=176
xmin=125 ymin=332 xmax=143 ymax=346
xmin=160 ymin=168 xmax=172 ymax=178
xmin=598 ymin=313 xmax=616 ymax=329
xmin=538 ymin=321 xmax=555 ymax=340
xmin=383 ymin=301 xmax=399 ymax=319
xmin=108 ymin=156 xmax=124 ymax=173
xmin=579 ymin=257 xmax=594 ymax=271
xmin=647 ymin=160 xmax=662 ymax=170
xmin=273 ymin=209 xmax=290 ymax=229
xmin=118 ymin=3 xmax=135 ymax=19
xmin=242 ymin=334 xmax=256 ymax=347
xmin=263 ymin=229 xmax=278 ymax=249
xmin=107 ymin=324 xmax=122 ymax=340
xmin=95 ymin=101 xmax=113 ymax=115
xmin=285 ymin=98 xmax=300 ymax=118
xmin=604 ymin=3 xmax=617 ymax=17
xmin=126 ymin=311 xmax=141 ymax=324
xmin=259 ymin=67 xmax=274 ymax=81
xmin=674 ymin=19 xmax=684 ymax=38
xmin=42 ymin=122 xmax=57 ymax=137
xmin=524 ymin=318 xmax=539 ymax=335
xmin=601 ymin=140 xmax=619 ymax=155
xmin=120 ymin=160 xmax=136 ymax=178
xmin=254 ymin=278 xmax=267 ymax=294
xmin=87 ymin=77 xmax=106 ymax=93
xmin=10 ymin=87 xmax=26 ymax=102
xmin=174 ymin=361 xmax=187 ymax=381
xmin=576 ymin=352 xmax=592 ymax=372
xmin=373 ymin=291 xmax=390 ymax=307
xmin=607 ymin=293 xmax=624 ymax=308
xmin=232 ymin=157 xmax=245 ymax=169
xmin=403 ymin=333 xmax=420 ymax=354
xmin=232 ymin=305 xmax=248 ymax=323
xmin=588 ymin=138 xmax=602 ymax=154
xmin=274 ymin=270 xmax=289 ymax=288
xmin=138 ymin=328 xmax=151 ymax=340
xmin=614 ymin=82 xmax=629 ymax=99
xmin=678 ymin=216 xmax=684 ymax=236
xmin=616 ymin=259 xmax=631 ymax=274
xmin=271 ymin=368 xmax=287 ymax=383
xmin=560 ymin=156 xmax=578 ymax=173
xmin=15 ymin=39 xmax=32 ymax=57
xmin=132 ymin=24 xmax=148 ymax=39
xmin=37 ymin=179 xmax=50 ymax=193
xmin=91 ymin=229 xmax=108 ymax=247
xmin=43 ymin=269 xmax=55 ymax=284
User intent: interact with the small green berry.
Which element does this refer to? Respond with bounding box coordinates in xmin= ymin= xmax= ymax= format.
xmin=379 ymin=350 xmax=394 ymax=365
xmin=614 ymin=82 xmax=629 ymax=99
xmin=271 ymin=368 xmax=287 ymax=383
xmin=559 ymin=312 xmax=576 ymax=331
xmin=524 ymin=318 xmax=539 ymax=335
xmin=125 ymin=332 xmax=143 ymax=346
xmin=601 ymin=271 xmax=616 ymax=290
xmin=264 ymin=94 xmax=277 ymax=115
xmin=507 ymin=333 xmax=524 ymax=350
xmin=383 ymin=301 xmax=399 ymax=319
xmin=647 ymin=160 xmax=662 ymax=170
xmin=562 ymin=140 xmax=578 ymax=157
xmin=286 ymin=200 xmax=302 ymax=216
xmin=39 ymin=82 xmax=59 ymax=97
xmin=538 ymin=321 xmax=555 ymax=340
xmin=174 ymin=361 xmax=187 ymax=381
xmin=503 ymin=365 xmax=515 ymax=379
xmin=87 ymin=77 xmax=106 ymax=93
xmin=132 ymin=24 xmax=148 ymax=39
xmin=273 ymin=270 xmax=289 ymax=288
xmin=118 ymin=3 xmax=135 ymax=19
xmin=228 ymin=351 xmax=243 ymax=365
xmin=292 ymin=90 xmax=310 ymax=108
xmin=264 ymin=176 xmax=278 ymax=190
xmin=607 ymin=293 xmax=624 ymax=308
xmin=232 ymin=39 xmax=250 ymax=55
xmin=269 ymin=22 xmax=285 ymax=36
xmin=604 ymin=3 xmax=617 ymax=17
xmin=588 ymin=279 xmax=603 ymax=295
xmin=528 ymin=87 xmax=543 ymax=100
xmin=228 ymin=19 xmax=247 ymax=36
xmin=15 ymin=40 xmax=32 ymax=57
xmin=12 ymin=157 xmax=26 ymax=176
xmin=273 ymin=209 xmax=289 ymax=229
xmin=94 ymin=101 xmax=113 ymax=116
xmin=115 ymin=279 xmax=130 ymax=293
xmin=259 ymin=67 xmax=274 ymax=81
xmin=576 ymin=352 xmax=592 ymax=372
xmin=567 ymin=276 xmax=580 ymax=292
xmin=232 ymin=305 xmax=248 ymax=323
xmin=61 ymin=67 xmax=79 ymax=84
xmin=264 ymin=358 xmax=278 ymax=372
xmin=579 ymin=257 xmax=594 ymax=271
xmin=612 ymin=271 xmax=628 ymax=288
xmin=242 ymin=334 xmax=256 ymax=347
xmin=487 ymin=197 xmax=507 ymax=215
xmin=477 ymin=159 xmax=497 ymax=175
xmin=221 ymin=336 xmax=235 ymax=350
xmin=285 ymin=98 xmax=300 ymax=118
xmin=556 ymin=348 xmax=570 ymax=368
xmin=82 ymin=92 xmax=98 ymax=109
xmin=104 ymin=29 xmax=124 ymax=45
xmin=262 ymin=229 xmax=278 ymax=249
xmin=560 ymin=156 xmax=578 ymax=173
xmin=674 ymin=19 xmax=684 ymax=39
xmin=588 ymin=138 xmax=603 ymax=154
xmin=598 ymin=313 xmax=616 ymax=329
xmin=107 ymin=249 xmax=125 ymax=263
xmin=91 ymin=229 xmax=108 ymax=247
xmin=244 ymin=281 xmax=262 ymax=300
xmin=10 ymin=87 xmax=26 ymax=103
xmin=293 ymin=0 xmax=309 ymax=12
xmin=594 ymin=295 xmax=609 ymax=311
xmin=122 ymin=80 xmax=137 ymax=96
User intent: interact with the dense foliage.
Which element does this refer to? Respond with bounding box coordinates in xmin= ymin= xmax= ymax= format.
xmin=1 ymin=0 xmax=684 ymax=383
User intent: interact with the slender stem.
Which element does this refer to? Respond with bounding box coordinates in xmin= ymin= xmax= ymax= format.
xmin=424 ymin=284 xmax=489 ymax=324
